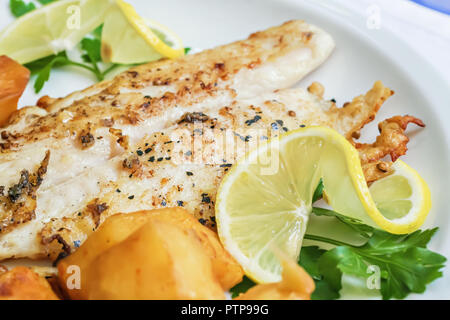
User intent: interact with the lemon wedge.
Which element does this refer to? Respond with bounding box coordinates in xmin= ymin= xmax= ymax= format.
xmin=215 ymin=126 xmax=431 ymax=283
xmin=0 ymin=0 xmax=112 ymax=64
xmin=101 ymin=0 xmax=184 ymax=64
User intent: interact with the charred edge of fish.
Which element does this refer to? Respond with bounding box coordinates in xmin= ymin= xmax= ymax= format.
xmin=0 ymin=265 xmax=7 ymax=273
xmin=42 ymin=234 xmax=72 ymax=255
xmin=245 ymin=115 xmax=262 ymax=126
xmin=0 ymin=142 xmax=18 ymax=150
xmin=123 ymin=112 xmax=140 ymax=125
xmin=8 ymin=170 xmax=29 ymax=203
xmin=214 ymin=62 xmax=225 ymax=71
xmin=201 ymin=193 xmax=211 ymax=204
xmin=178 ymin=112 xmax=210 ymax=124
xmin=0 ymin=151 xmax=50 ymax=234
xmin=101 ymin=118 xmax=115 ymax=127
xmin=376 ymin=162 xmax=390 ymax=173
xmin=122 ymin=155 xmax=140 ymax=170
xmin=79 ymin=130 xmax=95 ymax=150
xmin=122 ymin=154 xmax=143 ymax=178
xmin=6 ymin=150 xmax=49 ymax=203
xmin=87 ymin=200 xmax=109 ymax=228
xmin=302 ymin=31 xmax=313 ymax=41
xmin=1 ymin=131 xmax=17 ymax=140
xmin=140 ymin=102 xmax=151 ymax=109
xmin=110 ymin=128 xmax=129 ymax=150
xmin=127 ymin=71 xmax=139 ymax=78
xmin=53 ymin=251 xmax=70 ymax=266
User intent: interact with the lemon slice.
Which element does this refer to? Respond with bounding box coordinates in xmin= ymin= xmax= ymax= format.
xmin=0 ymin=0 xmax=112 ymax=64
xmin=215 ymin=126 xmax=431 ymax=283
xmin=101 ymin=0 xmax=184 ymax=64
xmin=369 ymin=160 xmax=431 ymax=226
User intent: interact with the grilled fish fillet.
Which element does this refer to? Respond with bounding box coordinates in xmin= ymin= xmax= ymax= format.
xmin=0 ymin=21 xmax=422 ymax=261
xmin=1 ymin=20 xmax=334 ymax=213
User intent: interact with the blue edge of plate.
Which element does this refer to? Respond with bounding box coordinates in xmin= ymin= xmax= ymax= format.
xmin=410 ymin=0 xmax=450 ymax=15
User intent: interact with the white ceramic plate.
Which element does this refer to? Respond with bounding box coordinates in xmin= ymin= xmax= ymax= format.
xmin=1 ymin=0 xmax=449 ymax=299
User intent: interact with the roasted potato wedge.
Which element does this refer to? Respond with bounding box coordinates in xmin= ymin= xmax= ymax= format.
xmin=235 ymin=251 xmax=315 ymax=300
xmin=0 ymin=55 xmax=30 ymax=127
xmin=83 ymin=220 xmax=225 ymax=299
xmin=0 ymin=266 xmax=59 ymax=300
xmin=58 ymin=208 xmax=243 ymax=299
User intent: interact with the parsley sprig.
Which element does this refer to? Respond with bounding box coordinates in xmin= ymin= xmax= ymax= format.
xmin=10 ymin=0 xmax=36 ymax=17
xmin=303 ymin=227 xmax=445 ymax=300
xmin=24 ymin=24 xmax=122 ymax=93
xmin=10 ymin=0 xmax=58 ymax=17
xmin=230 ymin=182 xmax=446 ymax=300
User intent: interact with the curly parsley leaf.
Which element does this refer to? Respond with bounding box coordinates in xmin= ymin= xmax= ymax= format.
xmin=37 ymin=0 xmax=58 ymax=4
xmin=25 ymin=54 xmax=61 ymax=74
xmin=229 ymin=276 xmax=255 ymax=298
xmin=312 ymin=179 xmax=324 ymax=203
xmin=350 ymin=228 xmax=445 ymax=299
xmin=226 ymin=227 xmax=444 ymax=300
xmin=9 ymin=0 xmax=36 ymax=17
xmin=26 ymin=52 xmax=70 ymax=93
xmin=79 ymin=25 xmax=122 ymax=80
xmin=81 ymin=38 xmax=101 ymax=64
xmin=305 ymin=226 xmax=446 ymax=300
xmin=80 ymin=24 xmax=103 ymax=65
xmin=228 ymin=180 xmax=445 ymax=301
xmin=299 ymin=246 xmax=341 ymax=300
xmin=25 ymin=51 xmax=104 ymax=93
xmin=92 ymin=24 xmax=104 ymax=39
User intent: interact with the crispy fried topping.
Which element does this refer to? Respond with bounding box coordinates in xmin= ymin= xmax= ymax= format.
xmin=36 ymin=95 xmax=58 ymax=111
xmin=79 ymin=130 xmax=95 ymax=150
xmin=356 ymin=115 xmax=425 ymax=163
xmin=0 ymin=151 xmax=50 ymax=234
xmin=307 ymin=81 xmax=324 ymax=98
xmin=87 ymin=200 xmax=109 ymax=228
xmin=330 ymin=81 xmax=394 ymax=140
xmin=178 ymin=112 xmax=210 ymax=124
xmin=40 ymin=215 xmax=95 ymax=261
xmin=100 ymin=118 xmax=114 ymax=127
xmin=362 ymin=161 xmax=394 ymax=184
xmin=122 ymin=155 xmax=140 ymax=169
xmin=109 ymin=128 xmax=129 ymax=150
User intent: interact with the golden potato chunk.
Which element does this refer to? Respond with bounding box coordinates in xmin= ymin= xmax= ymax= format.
xmin=0 ymin=55 xmax=30 ymax=126
xmin=235 ymin=251 xmax=315 ymax=300
xmin=84 ymin=221 xmax=225 ymax=299
xmin=0 ymin=266 xmax=59 ymax=300
xmin=58 ymin=208 xmax=243 ymax=299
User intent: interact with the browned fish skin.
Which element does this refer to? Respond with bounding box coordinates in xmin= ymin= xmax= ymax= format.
xmin=0 ymin=151 xmax=49 ymax=234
